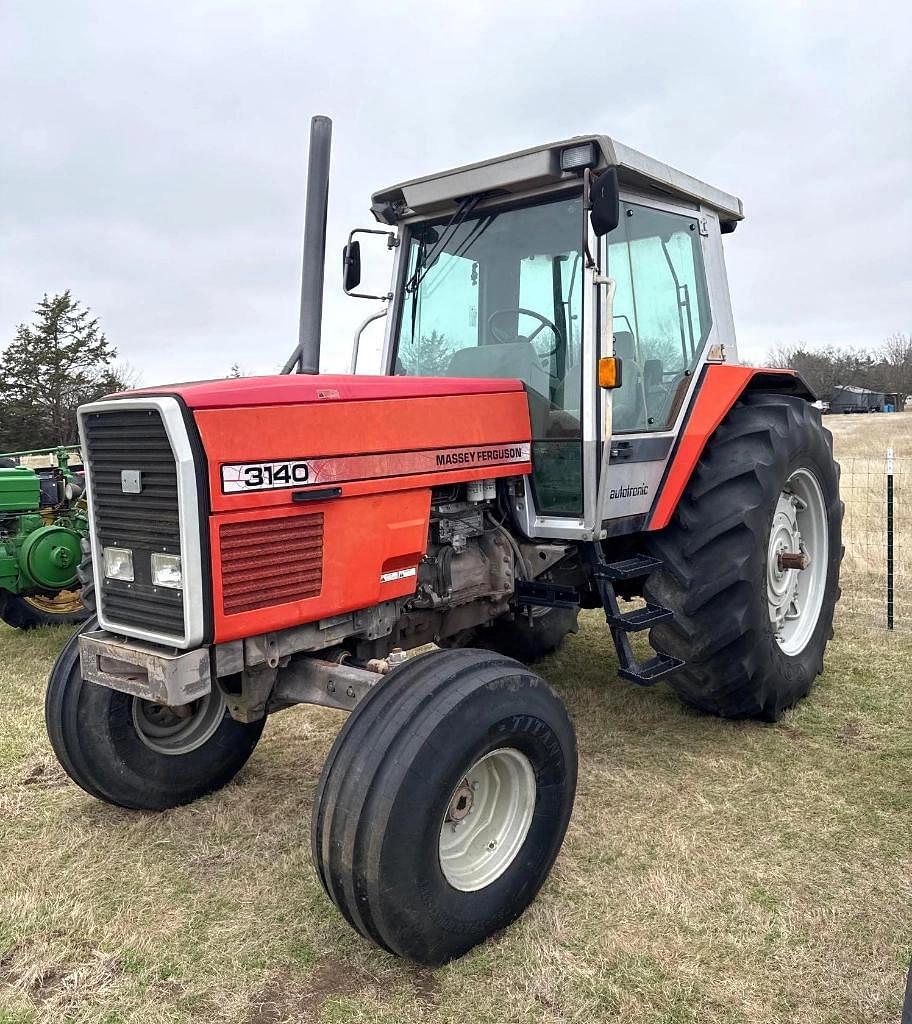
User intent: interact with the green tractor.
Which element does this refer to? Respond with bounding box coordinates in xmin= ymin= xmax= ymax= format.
xmin=0 ymin=446 xmax=89 ymax=629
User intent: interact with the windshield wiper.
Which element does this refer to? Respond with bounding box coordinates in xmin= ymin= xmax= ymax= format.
xmin=405 ymin=194 xmax=485 ymax=297
xmin=405 ymin=194 xmax=486 ymax=345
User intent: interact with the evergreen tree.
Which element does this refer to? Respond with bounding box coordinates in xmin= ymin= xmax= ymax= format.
xmin=0 ymin=291 xmax=128 ymax=449
xmin=398 ymin=330 xmax=452 ymax=376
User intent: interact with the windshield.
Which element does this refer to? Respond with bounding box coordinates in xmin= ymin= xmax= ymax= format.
xmin=393 ymin=192 xmax=585 ymax=517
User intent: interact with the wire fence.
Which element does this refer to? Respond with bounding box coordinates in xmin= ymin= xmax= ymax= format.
xmin=838 ymin=449 xmax=911 ymax=630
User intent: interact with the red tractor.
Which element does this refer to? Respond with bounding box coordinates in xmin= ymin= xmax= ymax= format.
xmin=47 ymin=119 xmax=842 ymax=965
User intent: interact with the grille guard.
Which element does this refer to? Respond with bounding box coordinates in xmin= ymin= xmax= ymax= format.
xmin=79 ymin=630 xmax=211 ymax=706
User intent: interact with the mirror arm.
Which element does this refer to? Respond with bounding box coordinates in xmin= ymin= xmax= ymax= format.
xmin=582 ymin=168 xmax=599 ymax=272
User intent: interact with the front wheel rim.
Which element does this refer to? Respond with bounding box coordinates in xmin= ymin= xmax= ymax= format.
xmin=131 ymin=689 xmax=226 ymax=756
xmin=438 ymin=747 xmax=537 ymax=892
xmin=767 ymin=467 xmax=828 ymax=655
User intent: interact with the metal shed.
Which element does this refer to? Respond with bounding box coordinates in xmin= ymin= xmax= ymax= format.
xmin=830 ymin=385 xmax=887 ymax=413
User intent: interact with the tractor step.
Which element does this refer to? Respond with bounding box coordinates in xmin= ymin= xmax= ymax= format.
xmin=594 ymin=554 xmax=664 ymax=581
xmin=583 ymin=543 xmax=685 ymax=687
xmin=617 ymin=653 xmax=685 ymax=686
xmin=514 ymin=578 xmax=579 ymax=610
xmin=604 ymin=602 xmax=674 ymax=632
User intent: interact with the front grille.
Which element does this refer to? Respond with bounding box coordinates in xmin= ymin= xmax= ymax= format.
xmin=82 ymin=407 xmax=186 ymax=639
xmin=220 ymin=513 xmax=323 ymax=615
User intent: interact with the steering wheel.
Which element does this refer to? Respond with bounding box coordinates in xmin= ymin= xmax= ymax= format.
xmin=487 ymin=308 xmax=563 ymax=358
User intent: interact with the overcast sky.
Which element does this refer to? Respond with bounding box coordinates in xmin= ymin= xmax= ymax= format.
xmin=1 ymin=0 xmax=909 ymax=385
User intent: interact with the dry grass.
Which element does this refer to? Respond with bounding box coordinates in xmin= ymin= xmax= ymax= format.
xmin=828 ymin=411 xmax=912 ymax=628
xmin=1 ymin=410 xmax=911 ymax=1023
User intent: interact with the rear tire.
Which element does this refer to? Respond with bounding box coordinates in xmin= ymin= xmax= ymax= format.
xmin=645 ymin=392 xmax=842 ymax=721
xmin=0 ymin=590 xmax=88 ymax=629
xmin=45 ymin=619 xmax=266 ymax=809
xmin=76 ymin=536 xmax=96 ymax=614
xmin=483 ymin=605 xmax=579 ymax=661
xmin=311 ymin=648 xmax=577 ymax=964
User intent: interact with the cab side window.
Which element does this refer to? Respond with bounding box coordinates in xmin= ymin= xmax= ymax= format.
xmin=607 ymin=204 xmax=712 ymax=432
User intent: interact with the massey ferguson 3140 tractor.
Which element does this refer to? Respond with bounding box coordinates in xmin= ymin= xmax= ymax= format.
xmin=46 ymin=120 xmax=842 ymax=965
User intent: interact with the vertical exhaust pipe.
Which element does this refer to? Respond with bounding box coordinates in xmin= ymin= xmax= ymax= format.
xmin=283 ymin=115 xmax=332 ymax=374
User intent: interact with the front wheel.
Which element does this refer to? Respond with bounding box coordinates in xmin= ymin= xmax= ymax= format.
xmin=645 ymin=392 xmax=843 ymax=721
xmin=312 ymin=648 xmax=577 ymax=964
xmin=45 ymin=620 xmax=266 ymax=809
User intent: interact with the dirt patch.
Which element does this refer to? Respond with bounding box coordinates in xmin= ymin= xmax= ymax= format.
xmin=19 ymin=760 xmax=68 ymax=788
xmin=411 ymin=966 xmax=440 ymax=1008
xmin=1 ymin=951 xmax=122 ymax=1008
xmin=839 ymin=719 xmax=864 ymax=743
xmin=780 ymin=723 xmax=805 ymax=742
xmin=246 ymin=962 xmax=374 ymax=1024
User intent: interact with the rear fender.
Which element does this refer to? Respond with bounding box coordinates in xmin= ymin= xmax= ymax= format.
xmin=647 ymin=365 xmax=814 ymax=531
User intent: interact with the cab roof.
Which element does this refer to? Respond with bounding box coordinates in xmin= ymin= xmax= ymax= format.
xmin=372 ymin=134 xmax=744 ymax=228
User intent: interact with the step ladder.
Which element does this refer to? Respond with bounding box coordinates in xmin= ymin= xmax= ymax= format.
xmin=584 ymin=546 xmax=684 ymax=686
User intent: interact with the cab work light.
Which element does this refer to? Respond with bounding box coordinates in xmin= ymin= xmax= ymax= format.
xmin=560 ymin=142 xmax=598 ymax=173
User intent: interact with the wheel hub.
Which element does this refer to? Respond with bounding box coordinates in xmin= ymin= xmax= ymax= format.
xmin=438 ymin=747 xmax=536 ymax=892
xmin=766 ymin=468 xmax=828 ymax=656
xmin=131 ymin=689 xmax=226 ymax=756
xmin=446 ymin=780 xmax=475 ymax=822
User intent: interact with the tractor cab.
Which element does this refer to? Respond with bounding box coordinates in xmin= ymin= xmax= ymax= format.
xmin=347 ymin=136 xmax=743 ymax=539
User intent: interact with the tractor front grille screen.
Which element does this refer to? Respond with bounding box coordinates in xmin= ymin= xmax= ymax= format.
xmin=82 ymin=408 xmax=185 ymax=639
xmin=219 ymin=513 xmax=323 ymax=616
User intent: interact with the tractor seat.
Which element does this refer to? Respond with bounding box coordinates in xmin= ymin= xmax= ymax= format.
xmin=613 ymin=332 xmax=646 ymax=432
xmin=446 ymin=341 xmax=552 ymax=434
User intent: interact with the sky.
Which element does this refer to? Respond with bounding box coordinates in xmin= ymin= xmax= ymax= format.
xmin=1 ymin=0 xmax=909 ymax=386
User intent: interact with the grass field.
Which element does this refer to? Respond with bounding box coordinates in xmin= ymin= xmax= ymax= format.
xmin=2 ymin=414 xmax=911 ymax=1024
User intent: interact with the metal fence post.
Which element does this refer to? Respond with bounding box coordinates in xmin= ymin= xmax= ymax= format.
xmin=887 ymin=447 xmax=894 ymax=630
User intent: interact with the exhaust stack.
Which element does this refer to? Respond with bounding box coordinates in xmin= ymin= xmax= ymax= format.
xmin=283 ymin=115 xmax=332 ymax=374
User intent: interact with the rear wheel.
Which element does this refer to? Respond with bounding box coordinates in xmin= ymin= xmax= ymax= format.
xmin=45 ymin=620 xmax=266 ymax=809
xmin=645 ymin=392 xmax=842 ymax=721
xmin=312 ymin=648 xmax=577 ymax=964
xmin=76 ymin=536 xmax=96 ymax=614
xmin=1 ymin=589 xmax=88 ymax=629
xmin=483 ymin=604 xmax=579 ymax=661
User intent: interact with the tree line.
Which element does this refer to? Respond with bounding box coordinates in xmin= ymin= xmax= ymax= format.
xmin=765 ymin=333 xmax=912 ymax=404
xmin=0 ymin=292 xmax=134 ymax=452
xmin=1 ymin=292 xmax=907 ymax=454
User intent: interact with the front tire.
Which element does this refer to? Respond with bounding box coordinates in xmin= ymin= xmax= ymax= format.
xmin=312 ymin=648 xmax=577 ymax=964
xmin=45 ymin=620 xmax=266 ymax=809
xmin=645 ymin=392 xmax=842 ymax=721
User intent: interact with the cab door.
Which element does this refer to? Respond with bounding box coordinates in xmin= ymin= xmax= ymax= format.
xmin=595 ymin=197 xmax=720 ymax=530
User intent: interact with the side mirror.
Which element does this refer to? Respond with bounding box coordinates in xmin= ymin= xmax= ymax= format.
xmin=342 ymin=240 xmax=362 ymax=293
xmin=341 ymin=228 xmax=397 ymax=300
xmin=589 ymin=167 xmax=620 ymax=236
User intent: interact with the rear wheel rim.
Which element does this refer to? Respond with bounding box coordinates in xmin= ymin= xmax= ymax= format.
xmin=438 ymin=747 xmax=536 ymax=892
xmin=23 ymin=589 xmax=84 ymax=616
xmin=131 ymin=690 xmax=225 ymax=756
xmin=767 ymin=467 xmax=828 ymax=655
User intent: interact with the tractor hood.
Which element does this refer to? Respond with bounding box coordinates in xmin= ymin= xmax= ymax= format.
xmin=114 ymin=374 xmax=525 ymax=410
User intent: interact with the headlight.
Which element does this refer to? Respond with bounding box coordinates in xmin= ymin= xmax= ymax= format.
xmin=103 ymin=546 xmax=134 ymax=582
xmin=151 ymin=552 xmax=182 ymax=590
